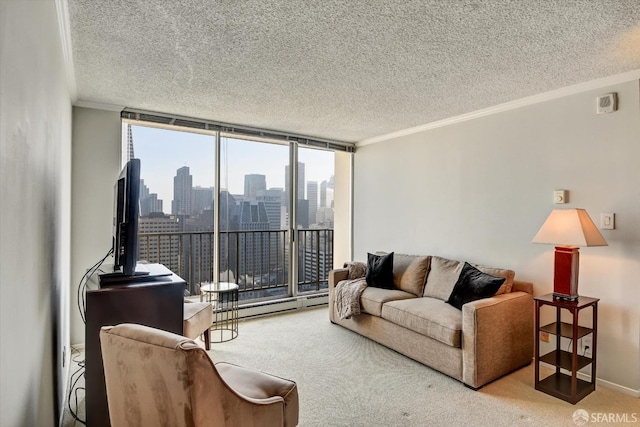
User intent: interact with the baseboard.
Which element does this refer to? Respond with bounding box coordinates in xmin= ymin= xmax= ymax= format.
xmin=577 ymin=371 xmax=640 ymax=398
xmin=238 ymin=294 xmax=328 ymax=319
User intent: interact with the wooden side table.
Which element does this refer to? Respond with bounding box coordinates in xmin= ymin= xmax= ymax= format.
xmin=534 ymin=293 xmax=598 ymax=404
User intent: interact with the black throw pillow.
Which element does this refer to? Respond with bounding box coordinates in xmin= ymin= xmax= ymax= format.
xmin=446 ymin=262 xmax=505 ymax=310
xmin=366 ymin=252 xmax=394 ymax=289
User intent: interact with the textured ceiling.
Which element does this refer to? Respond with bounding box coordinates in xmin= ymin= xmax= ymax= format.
xmin=67 ymin=1 xmax=640 ymax=143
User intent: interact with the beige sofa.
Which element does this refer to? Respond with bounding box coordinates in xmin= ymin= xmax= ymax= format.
xmin=328 ymin=254 xmax=534 ymax=389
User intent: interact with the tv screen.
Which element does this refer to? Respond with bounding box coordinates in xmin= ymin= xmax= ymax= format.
xmin=112 ymin=158 xmax=141 ymax=276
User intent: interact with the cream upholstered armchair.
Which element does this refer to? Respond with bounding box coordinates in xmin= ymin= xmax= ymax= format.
xmin=100 ymin=323 xmax=299 ymax=427
xmin=183 ymin=300 xmax=213 ymax=350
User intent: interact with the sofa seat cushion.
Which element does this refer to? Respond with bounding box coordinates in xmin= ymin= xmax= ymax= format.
xmin=381 ymin=298 xmax=462 ymax=347
xmin=360 ymin=287 xmax=416 ymax=317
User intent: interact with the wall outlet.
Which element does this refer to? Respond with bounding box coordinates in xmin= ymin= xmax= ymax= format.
xmin=540 ymin=331 xmax=550 ymax=343
xmin=581 ymin=336 xmax=593 ymax=358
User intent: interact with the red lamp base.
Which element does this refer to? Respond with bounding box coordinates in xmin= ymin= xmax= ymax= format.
xmin=553 ymin=246 xmax=580 ymax=301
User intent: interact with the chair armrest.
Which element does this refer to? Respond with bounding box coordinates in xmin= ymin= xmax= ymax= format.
xmin=461 ymin=291 xmax=533 ymax=388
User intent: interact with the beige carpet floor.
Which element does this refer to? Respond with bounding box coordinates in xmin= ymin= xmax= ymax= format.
xmin=64 ymin=306 xmax=638 ymax=426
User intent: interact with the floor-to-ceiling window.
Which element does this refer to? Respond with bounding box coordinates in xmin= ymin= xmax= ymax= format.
xmin=219 ymin=135 xmax=290 ymax=302
xmin=124 ymin=113 xmax=350 ymax=305
xmin=296 ymin=146 xmax=335 ymax=295
xmin=129 ymin=124 xmax=215 ymax=293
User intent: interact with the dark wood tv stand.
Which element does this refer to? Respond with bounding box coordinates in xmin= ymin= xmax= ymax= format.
xmin=85 ymin=264 xmax=185 ymax=427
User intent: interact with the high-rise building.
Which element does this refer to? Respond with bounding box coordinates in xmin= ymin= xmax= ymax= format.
xmin=140 ymin=193 xmax=163 ymax=216
xmin=320 ymin=179 xmax=334 ymax=209
xmin=140 ymin=178 xmax=149 ymax=200
xmin=192 ymin=186 xmax=214 ymax=214
xmin=185 ymin=208 xmax=214 ymax=231
xmin=300 ymin=229 xmax=333 ymax=290
xmin=228 ymin=200 xmax=271 ymax=284
xmin=317 ymin=207 xmax=334 ymax=228
xmin=320 ymin=180 xmax=327 ymax=208
xmin=297 ymin=199 xmax=309 ymax=229
xmin=172 ymin=166 xmax=193 ymax=215
xmin=244 ymin=174 xmax=266 ymax=199
xmin=307 ymin=181 xmax=318 ymax=226
xmin=138 ymin=213 xmax=180 ymax=266
xmin=257 ymin=188 xmax=283 ymax=231
xmin=126 ymin=123 xmax=135 ymax=161
xmin=257 ymin=188 xmax=284 ymax=275
xmin=139 ymin=179 xmax=163 ymax=216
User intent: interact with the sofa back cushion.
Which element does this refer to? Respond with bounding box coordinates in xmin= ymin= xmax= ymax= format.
xmin=423 ymin=256 xmax=463 ymax=300
xmin=472 ymin=264 xmax=515 ymax=294
xmin=392 ymin=254 xmax=431 ymax=296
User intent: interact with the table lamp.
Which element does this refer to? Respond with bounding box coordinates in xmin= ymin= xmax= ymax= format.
xmin=532 ymin=208 xmax=607 ymax=300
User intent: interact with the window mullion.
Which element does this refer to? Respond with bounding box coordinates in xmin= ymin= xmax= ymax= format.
xmin=213 ymin=131 xmax=221 ymax=285
xmin=289 ymin=142 xmax=298 ymax=298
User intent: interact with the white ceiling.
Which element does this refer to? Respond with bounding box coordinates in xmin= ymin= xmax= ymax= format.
xmin=67 ymin=1 xmax=640 ymax=143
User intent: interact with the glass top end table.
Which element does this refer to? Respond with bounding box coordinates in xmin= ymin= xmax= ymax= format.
xmin=200 ymin=282 xmax=239 ymax=342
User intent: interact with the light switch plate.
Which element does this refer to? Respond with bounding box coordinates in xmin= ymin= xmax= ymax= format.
xmin=601 ymin=213 xmax=614 ymax=230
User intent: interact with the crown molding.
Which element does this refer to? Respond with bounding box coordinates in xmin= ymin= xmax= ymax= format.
xmin=54 ymin=0 xmax=77 ymax=102
xmin=74 ymin=100 xmax=125 ymax=111
xmin=358 ymin=69 xmax=640 ymax=147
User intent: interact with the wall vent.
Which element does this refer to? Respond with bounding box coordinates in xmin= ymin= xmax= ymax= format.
xmin=596 ymin=93 xmax=617 ymax=114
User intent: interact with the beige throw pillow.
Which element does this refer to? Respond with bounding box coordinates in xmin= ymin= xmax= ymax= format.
xmin=392 ymin=254 xmax=431 ymax=296
xmin=423 ymin=256 xmax=463 ymax=300
xmin=472 ymin=264 xmax=515 ymax=294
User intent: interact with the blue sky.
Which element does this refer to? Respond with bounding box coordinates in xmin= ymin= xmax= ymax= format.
xmin=130 ymin=125 xmax=334 ymax=212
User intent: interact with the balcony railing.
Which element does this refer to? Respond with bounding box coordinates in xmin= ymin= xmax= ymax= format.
xmin=138 ymin=229 xmax=333 ymax=301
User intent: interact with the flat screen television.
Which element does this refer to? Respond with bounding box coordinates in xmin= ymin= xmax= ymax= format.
xmin=111 ymin=158 xmax=142 ymax=277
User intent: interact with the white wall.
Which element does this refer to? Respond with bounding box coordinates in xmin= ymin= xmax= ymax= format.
xmin=333 ymin=151 xmax=352 ymax=268
xmin=70 ymin=107 xmax=122 ymax=345
xmin=0 ymin=1 xmax=72 ymax=425
xmin=353 ymin=80 xmax=640 ymax=394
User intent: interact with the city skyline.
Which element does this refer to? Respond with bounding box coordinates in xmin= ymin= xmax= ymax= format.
xmin=140 ymin=163 xmax=334 ymax=225
xmin=131 ymin=124 xmax=335 ymax=213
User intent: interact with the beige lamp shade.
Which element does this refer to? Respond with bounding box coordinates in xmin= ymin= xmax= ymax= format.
xmin=532 ymin=208 xmax=608 ymax=247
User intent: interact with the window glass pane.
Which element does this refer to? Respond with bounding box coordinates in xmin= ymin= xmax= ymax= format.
xmin=126 ymin=121 xmax=338 ymax=304
xmin=129 ymin=124 xmax=215 ymax=293
xmin=219 ymin=136 xmax=290 ymax=302
xmin=297 ymin=147 xmax=335 ymax=294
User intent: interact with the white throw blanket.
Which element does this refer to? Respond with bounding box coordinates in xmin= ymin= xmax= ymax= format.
xmin=335 ymin=277 xmax=367 ymax=320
